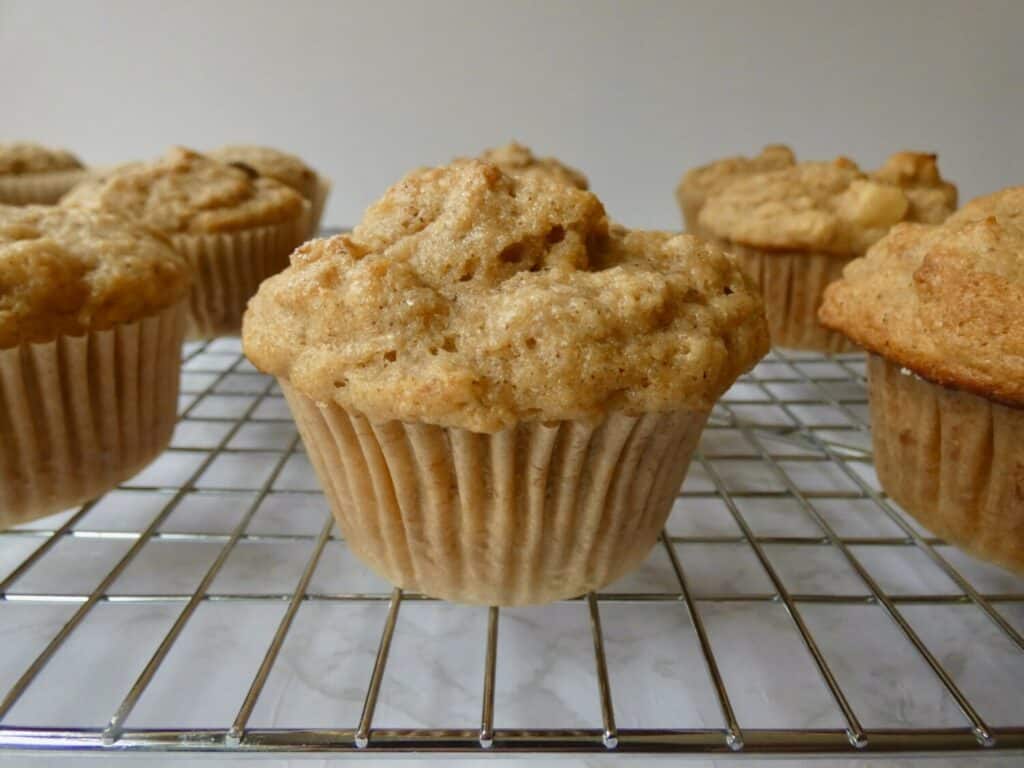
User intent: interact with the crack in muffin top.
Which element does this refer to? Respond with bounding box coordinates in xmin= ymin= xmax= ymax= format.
xmin=208 ymin=145 xmax=320 ymax=202
xmin=62 ymin=147 xmax=307 ymax=235
xmin=0 ymin=142 xmax=84 ymax=176
xmin=243 ymin=160 xmax=769 ymax=432
xmin=819 ymin=186 xmax=1024 ymax=407
xmin=0 ymin=205 xmax=192 ymax=348
xmin=698 ymin=153 xmax=956 ymax=255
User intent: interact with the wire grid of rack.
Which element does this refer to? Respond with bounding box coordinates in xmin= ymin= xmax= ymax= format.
xmin=0 ymin=338 xmax=1023 ymax=759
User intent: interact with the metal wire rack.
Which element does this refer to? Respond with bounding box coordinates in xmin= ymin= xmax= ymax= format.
xmin=0 ymin=338 xmax=1022 ymax=759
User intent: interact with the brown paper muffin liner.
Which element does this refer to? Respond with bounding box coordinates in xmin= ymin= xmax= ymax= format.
xmin=309 ymin=176 xmax=332 ymax=237
xmin=722 ymin=241 xmax=856 ymax=354
xmin=173 ymin=208 xmax=309 ymax=340
xmin=0 ymin=301 xmax=186 ymax=530
xmin=0 ymin=169 xmax=89 ymax=205
xmin=868 ymin=355 xmax=1024 ymax=574
xmin=282 ymin=383 xmax=708 ymax=605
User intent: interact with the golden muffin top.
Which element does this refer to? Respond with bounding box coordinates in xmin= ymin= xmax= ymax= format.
xmin=0 ymin=142 xmax=84 ymax=176
xmin=243 ymin=159 xmax=769 ymax=432
xmin=62 ymin=146 xmax=307 ymax=235
xmin=0 ymin=205 xmax=192 ymax=349
xmin=870 ymin=151 xmax=958 ymax=225
xmin=467 ymin=142 xmax=589 ymax=190
xmin=677 ymin=144 xmax=796 ymax=221
xmin=208 ymin=144 xmax=320 ymax=202
xmin=698 ymin=153 xmax=956 ymax=255
xmin=820 ymin=186 xmax=1024 ymax=407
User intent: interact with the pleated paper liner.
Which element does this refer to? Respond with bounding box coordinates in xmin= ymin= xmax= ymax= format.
xmin=0 ymin=301 xmax=186 ymax=530
xmin=868 ymin=355 xmax=1024 ymax=575
xmin=0 ymin=169 xmax=89 ymax=205
xmin=173 ymin=204 xmax=310 ymax=340
xmin=308 ymin=176 xmax=332 ymax=238
xmin=725 ymin=242 xmax=858 ymax=354
xmin=283 ymin=382 xmax=708 ymax=605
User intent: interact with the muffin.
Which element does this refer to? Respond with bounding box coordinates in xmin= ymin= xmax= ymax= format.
xmin=0 ymin=205 xmax=191 ymax=528
xmin=243 ymin=159 xmax=768 ymax=605
xmin=64 ymin=147 xmax=310 ymax=339
xmin=470 ymin=141 xmax=589 ymax=189
xmin=676 ymin=144 xmax=796 ymax=235
xmin=208 ymin=145 xmax=331 ymax=237
xmin=697 ymin=153 xmax=956 ymax=352
xmin=820 ymin=186 xmax=1024 ymax=574
xmin=871 ymin=151 xmax=958 ymax=224
xmin=0 ymin=142 xmax=88 ymax=205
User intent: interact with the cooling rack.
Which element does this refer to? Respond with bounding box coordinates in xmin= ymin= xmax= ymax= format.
xmin=0 ymin=338 xmax=1022 ymax=759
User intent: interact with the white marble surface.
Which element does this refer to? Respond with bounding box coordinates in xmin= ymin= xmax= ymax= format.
xmin=1 ymin=345 xmax=1023 ymax=764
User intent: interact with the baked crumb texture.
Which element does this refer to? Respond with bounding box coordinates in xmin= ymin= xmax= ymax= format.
xmin=208 ymin=144 xmax=319 ymax=200
xmin=870 ymin=151 xmax=958 ymax=224
xmin=677 ymin=144 xmax=796 ymax=232
xmin=0 ymin=142 xmax=87 ymax=205
xmin=209 ymin=144 xmax=330 ymax=237
xmin=684 ymin=149 xmax=956 ymax=353
xmin=821 ymin=186 xmax=1024 ymax=407
xmin=0 ymin=205 xmax=192 ymax=349
xmin=63 ymin=146 xmax=307 ymax=235
xmin=698 ymin=153 xmax=957 ymax=256
xmin=63 ymin=147 xmax=310 ymax=339
xmin=0 ymin=142 xmax=83 ymax=175
xmin=468 ymin=141 xmax=589 ymax=190
xmin=245 ymin=159 xmax=769 ymax=433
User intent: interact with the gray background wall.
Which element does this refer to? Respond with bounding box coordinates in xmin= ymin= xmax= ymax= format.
xmin=2 ymin=0 xmax=1021 ymax=229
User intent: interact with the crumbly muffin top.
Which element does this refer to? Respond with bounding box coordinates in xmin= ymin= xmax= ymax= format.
xmin=62 ymin=147 xmax=307 ymax=235
xmin=0 ymin=205 xmax=192 ymax=349
xmin=819 ymin=186 xmax=1024 ymax=407
xmin=208 ymin=144 xmax=319 ymax=202
xmin=699 ymin=154 xmax=956 ymax=255
xmin=469 ymin=142 xmax=589 ymax=190
xmin=244 ymin=160 xmax=768 ymax=432
xmin=677 ymin=144 xmax=795 ymax=215
xmin=0 ymin=142 xmax=84 ymax=175
xmin=870 ymin=151 xmax=958 ymax=224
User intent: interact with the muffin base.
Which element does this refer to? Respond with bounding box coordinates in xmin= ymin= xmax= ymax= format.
xmin=723 ymin=242 xmax=857 ymax=354
xmin=0 ymin=169 xmax=88 ymax=205
xmin=283 ymin=383 xmax=707 ymax=606
xmin=868 ymin=355 xmax=1024 ymax=574
xmin=0 ymin=302 xmax=186 ymax=529
xmin=174 ymin=211 xmax=309 ymax=340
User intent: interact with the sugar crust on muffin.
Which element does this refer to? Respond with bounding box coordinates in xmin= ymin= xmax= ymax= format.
xmin=870 ymin=151 xmax=958 ymax=224
xmin=0 ymin=142 xmax=84 ymax=176
xmin=468 ymin=141 xmax=589 ymax=190
xmin=244 ymin=160 xmax=769 ymax=432
xmin=0 ymin=205 xmax=191 ymax=348
xmin=819 ymin=185 xmax=1024 ymax=406
xmin=62 ymin=146 xmax=306 ymax=235
xmin=208 ymin=144 xmax=320 ymax=202
xmin=677 ymin=144 xmax=795 ymax=224
xmin=698 ymin=155 xmax=956 ymax=256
